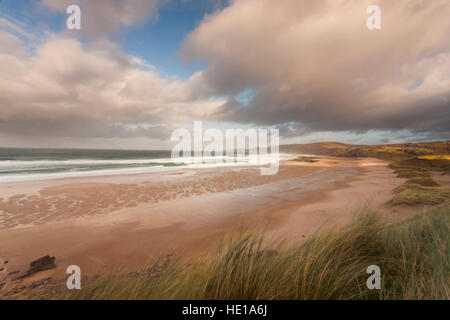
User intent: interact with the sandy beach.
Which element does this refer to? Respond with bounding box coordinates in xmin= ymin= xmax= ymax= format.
xmin=0 ymin=157 xmax=424 ymax=290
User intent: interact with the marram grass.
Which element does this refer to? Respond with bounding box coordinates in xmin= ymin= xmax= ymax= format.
xmin=391 ymin=184 xmax=450 ymax=206
xmin=405 ymin=177 xmax=439 ymax=187
xmin=24 ymin=206 xmax=450 ymax=300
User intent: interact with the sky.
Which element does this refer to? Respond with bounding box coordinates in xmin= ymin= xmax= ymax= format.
xmin=0 ymin=0 xmax=449 ymax=149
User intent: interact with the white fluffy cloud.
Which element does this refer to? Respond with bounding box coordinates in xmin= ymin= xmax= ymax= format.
xmin=0 ymin=24 xmax=222 ymax=141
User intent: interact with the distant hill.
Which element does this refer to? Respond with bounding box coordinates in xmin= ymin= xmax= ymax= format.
xmin=280 ymin=142 xmax=356 ymax=156
xmin=281 ymin=141 xmax=450 ymax=160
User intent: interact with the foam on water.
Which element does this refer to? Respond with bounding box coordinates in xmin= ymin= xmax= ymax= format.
xmin=0 ymin=148 xmax=295 ymax=182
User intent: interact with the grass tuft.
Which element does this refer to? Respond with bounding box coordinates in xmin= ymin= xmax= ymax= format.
xmin=22 ymin=206 xmax=450 ymax=300
xmin=406 ymin=177 xmax=440 ymax=187
xmin=394 ymin=168 xmax=431 ymax=178
xmin=391 ymin=184 xmax=450 ymax=206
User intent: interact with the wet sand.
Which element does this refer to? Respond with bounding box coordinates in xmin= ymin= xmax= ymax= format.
xmin=0 ymin=157 xmax=421 ymax=292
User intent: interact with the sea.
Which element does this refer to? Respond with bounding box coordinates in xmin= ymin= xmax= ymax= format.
xmin=0 ymin=148 xmax=289 ymax=182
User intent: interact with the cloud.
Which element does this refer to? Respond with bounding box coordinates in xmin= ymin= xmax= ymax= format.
xmin=182 ymin=0 xmax=450 ymax=137
xmin=0 ymin=29 xmax=26 ymax=56
xmin=1 ymin=0 xmax=449 ymax=147
xmin=0 ymin=20 xmax=223 ymax=141
xmin=41 ymin=0 xmax=163 ymax=38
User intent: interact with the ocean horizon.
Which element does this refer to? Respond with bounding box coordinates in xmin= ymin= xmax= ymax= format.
xmin=0 ymin=147 xmax=289 ymax=182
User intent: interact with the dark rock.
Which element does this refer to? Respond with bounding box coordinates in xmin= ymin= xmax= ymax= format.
xmin=29 ymin=277 xmax=52 ymax=289
xmin=24 ymin=255 xmax=56 ymax=277
xmin=7 ymin=270 xmax=20 ymax=277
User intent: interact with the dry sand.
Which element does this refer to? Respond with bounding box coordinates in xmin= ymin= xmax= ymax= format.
xmin=0 ymin=157 xmax=423 ymax=292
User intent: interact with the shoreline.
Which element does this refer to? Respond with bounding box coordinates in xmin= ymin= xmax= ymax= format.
xmin=0 ymin=153 xmax=296 ymax=184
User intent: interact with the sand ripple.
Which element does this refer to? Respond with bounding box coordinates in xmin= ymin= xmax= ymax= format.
xmin=0 ymin=166 xmax=314 ymax=229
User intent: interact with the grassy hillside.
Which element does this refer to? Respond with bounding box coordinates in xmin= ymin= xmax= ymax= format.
xmin=281 ymin=141 xmax=450 ymax=161
xmin=280 ymin=142 xmax=356 ymax=156
xmin=20 ymin=206 xmax=449 ymax=300
xmin=387 ymin=153 xmax=450 ymax=206
xmin=284 ymin=141 xmax=450 ymax=206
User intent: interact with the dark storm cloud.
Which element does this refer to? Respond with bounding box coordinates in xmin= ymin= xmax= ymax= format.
xmin=183 ymin=0 xmax=450 ymax=138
